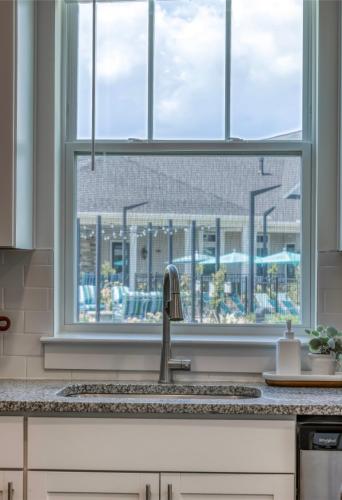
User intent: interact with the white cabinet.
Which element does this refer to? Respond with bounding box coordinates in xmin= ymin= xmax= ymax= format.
xmin=28 ymin=472 xmax=159 ymax=500
xmin=28 ymin=472 xmax=294 ymax=500
xmin=0 ymin=418 xmax=24 ymax=499
xmin=0 ymin=0 xmax=34 ymax=248
xmin=161 ymin=473 xmax=295 ymax=500
xmin=26 ymin=417 xmax=296 ymax=500
xmin=0 ymin=417 xmax=23 ymax=469
xmin=27 ymin=417 xmax=295 ymax=473
xmin=0 ymin=472 xmax=23 ymax=500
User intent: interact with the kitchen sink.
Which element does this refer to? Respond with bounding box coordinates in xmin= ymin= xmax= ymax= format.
xmin=57 ymin=383 xmax=262 ymax=400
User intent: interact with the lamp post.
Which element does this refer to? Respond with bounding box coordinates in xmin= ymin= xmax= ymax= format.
xmin=248 ymin=186 xmax=281 ymax=314
xmin=262 ymin=206 xmax=275 ymax=290
xmin=215 ymin=217 xmax=221 ymax=272
xmin=168 ymin=219 xmax=173 ymax=264
xmin=122 ymin=202 xmax=148 ymax=287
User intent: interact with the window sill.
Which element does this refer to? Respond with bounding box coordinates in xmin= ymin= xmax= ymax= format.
xmin=41 ymin=332 xmax=308 ymax=347
xmin=41 ymin=333 xmax=309 ymax=373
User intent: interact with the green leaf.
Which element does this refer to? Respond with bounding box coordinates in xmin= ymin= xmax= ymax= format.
xmin=328 ymin=338 xmax=336 ymax=350
xmin=309 ymin=337 xmax=323 ymax=353
xmin=317 ymin=325 xmax=325 ymax=332
xmin=308 ymin=330 xmax=320 ymax=337
xmin=327 ymin=326 xmax=338 ymax=337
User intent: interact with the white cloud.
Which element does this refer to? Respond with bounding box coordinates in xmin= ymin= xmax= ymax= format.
xmin=79 ymin=2 xmax=148 ymax=82
xmin=77 ymin=0 xmax=303 ymax=140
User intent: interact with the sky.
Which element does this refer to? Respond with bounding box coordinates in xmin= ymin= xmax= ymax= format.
xmin=77 ymin=0 xmax=303 ymax=141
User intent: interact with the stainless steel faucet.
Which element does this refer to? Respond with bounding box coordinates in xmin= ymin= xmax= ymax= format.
xmin=159 ymin=264 xmax=191 ymax=384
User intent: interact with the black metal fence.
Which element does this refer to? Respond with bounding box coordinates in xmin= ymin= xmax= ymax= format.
xmin=79 ymin=271 xmax=300 ymax=322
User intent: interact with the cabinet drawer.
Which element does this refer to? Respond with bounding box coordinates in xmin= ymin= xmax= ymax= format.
xmin=161 ymin=473 xmax=295 ymax=500
xmin=28 ymin=471 xmax=158 ymax=500
xmin=0 ymin=471 xmax=23 ymax=500
xmin=28 ymin=417 xmax=295 ymax=473
xmin=0 ymin=417 xmax=23 ymax=469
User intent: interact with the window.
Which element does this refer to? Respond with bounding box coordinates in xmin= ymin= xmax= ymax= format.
xmin=63 ymin=0 xmax=313 ymax=333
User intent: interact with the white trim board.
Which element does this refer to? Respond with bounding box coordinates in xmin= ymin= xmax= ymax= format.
xmin=43 ymin=336 xmax=310 ymax=372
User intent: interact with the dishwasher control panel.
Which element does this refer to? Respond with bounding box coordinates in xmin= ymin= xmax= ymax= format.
xmin=298 ymin=418 xmax=342 ymax=500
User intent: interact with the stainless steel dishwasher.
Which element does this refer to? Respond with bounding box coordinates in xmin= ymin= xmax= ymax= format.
xmin=298 ymin=417 xmax=342 ymax=500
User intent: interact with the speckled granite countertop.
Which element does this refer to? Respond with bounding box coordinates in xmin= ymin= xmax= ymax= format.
xmin=0 ymin=380 xmax=341 ymax=416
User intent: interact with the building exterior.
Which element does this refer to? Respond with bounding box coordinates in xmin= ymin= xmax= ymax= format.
xmin=77 ymin=154 xmax=301 ymax=289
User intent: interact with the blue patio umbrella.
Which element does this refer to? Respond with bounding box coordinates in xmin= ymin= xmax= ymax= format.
xmin=171 ymin=252 xmax=209 ymax=264
xmin=202 ymin=251 xmax=263 ymax=265
xmin=258 ymin=250 xmax=300 ymax=265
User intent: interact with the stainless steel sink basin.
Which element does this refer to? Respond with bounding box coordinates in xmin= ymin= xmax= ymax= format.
xmin=57 ymin=383 xmax=261 ymax=400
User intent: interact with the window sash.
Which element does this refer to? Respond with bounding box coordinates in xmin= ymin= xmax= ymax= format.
xmin=61 ymin=140 xmax=314 ymax=336
xmin=65 ymin=0 xmax=311 ymax=143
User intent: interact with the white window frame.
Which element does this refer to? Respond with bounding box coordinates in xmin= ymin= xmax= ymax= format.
xmin=58 ymin=0 xmax=316 ymax=339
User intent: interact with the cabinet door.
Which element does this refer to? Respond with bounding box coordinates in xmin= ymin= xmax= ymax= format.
xmin=0 ymin=471 xmax=23 ymax=500
xmin=161 ymin=473 xmax=295 ymax=500
xmin=28 ymin=472 xmax=159 ymax=500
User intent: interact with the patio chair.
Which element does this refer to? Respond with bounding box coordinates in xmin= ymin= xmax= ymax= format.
xmin=120 ymin=290 xmax=163 ymax=321
xmin=278 ymin=293 xmax=299 ymax=316
xmin=111 ymin=285 xmax=129 ymax=320
xmin=230 ymin=293 xmax=246 ymax=314
xmin=255 ymin=293 xmax=274 ymax=314
xmin=79 ymin=285 xmax=98 ymax=311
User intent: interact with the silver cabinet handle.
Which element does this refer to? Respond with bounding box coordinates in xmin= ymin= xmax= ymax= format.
xmin=167 ymin=483 xmax=172 ymax=500
xmin=145 ymin=484 xmax=151 ymax=500
xmin=7 ymin=482 xmax=14 ymax=500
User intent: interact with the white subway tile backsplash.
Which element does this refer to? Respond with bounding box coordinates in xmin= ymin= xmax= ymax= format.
xmin=25 ymin=310 xmax=53 ymax=334
xmin=47 ymin=288 xmax=53 ymax=311
xmin=318 ymin=251 xmax=342 ymax=267
xmin=26 ymin=356 xmax=71 ymax=380
xmin=317 ymin=313 xmax=342 ymax=329
xmin=0 ymin=356 xmax=26 ymax=379
xmin=24 ymin=265 xmax=53 ymax=288
xmin=4 ymin=287 xmax=48 ymax=311
xmin=0 ymin=248 xmax=341 ymax=379
xmin=30 ymin=250 xmax=53 ymax=265
xmin=0 ymin=264 xmax=23 ymax=288
xmin=322 ymin=289 xmax=342 ymax=314
xmin=0 ymin=311 xmax=25 ymax=333
xmin=318 ymin=267 xmax=342 ymax=289
xmin=3 ymin=250 xmax=32 ymax=267
xmin=4 ymin=333 xmax=42 ymax=356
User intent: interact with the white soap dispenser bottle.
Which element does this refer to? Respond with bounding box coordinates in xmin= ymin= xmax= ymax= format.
xmin=276 ymin=320 xmax=301 ymax=375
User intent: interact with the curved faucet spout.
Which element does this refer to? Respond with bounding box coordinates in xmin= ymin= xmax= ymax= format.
xmin=159 ymin=265 xmax=191 ymax=384
xmin=164 ymin=264 xmax=183 ymax=321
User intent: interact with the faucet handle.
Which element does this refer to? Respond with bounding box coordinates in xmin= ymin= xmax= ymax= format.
xmin=168 ymin=358 xmax=191 ymax=371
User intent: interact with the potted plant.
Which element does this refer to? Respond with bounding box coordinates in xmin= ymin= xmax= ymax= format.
xmin=305 ymin=325 xmax=342 ymax=375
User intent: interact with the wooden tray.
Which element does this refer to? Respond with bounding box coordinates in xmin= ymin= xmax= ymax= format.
xmin=263 ymin=371 xmax=342 ymax=387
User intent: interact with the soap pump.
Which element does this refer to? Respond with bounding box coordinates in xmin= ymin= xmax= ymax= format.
xmin=276 ymin=319 xmax=301 ymax=375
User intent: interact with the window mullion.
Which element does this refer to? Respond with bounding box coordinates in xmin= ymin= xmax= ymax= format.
xmin=91 ymin=0 xmax=97 ymax=170
xmin=147 ymin=0 xmax=155 ymax=140
xmin=66 ymin=3 xmax=78 ymax=141
xmin=225 ymin=0 xmax=232 ymax=141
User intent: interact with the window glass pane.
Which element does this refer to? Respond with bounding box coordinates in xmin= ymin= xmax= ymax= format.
xmin=153 ymin=0 xmax=226 ymax=139
xmin=230 ymin=0 xmax=303 ymax=140
xmin=77 ymin=1 xmax=148 ymax=140
xmin=77 ymin=3 xmax=92 ymax=139
xmin=76 ymin=155 xmax=302 ymax=325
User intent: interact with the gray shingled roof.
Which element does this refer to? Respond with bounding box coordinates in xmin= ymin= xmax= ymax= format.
xmin=77 ymin=155 xmax=300 ymax=222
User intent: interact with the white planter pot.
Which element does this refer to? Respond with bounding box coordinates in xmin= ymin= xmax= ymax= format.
xmin=308 ymin=353 xmax=336 ymax=375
